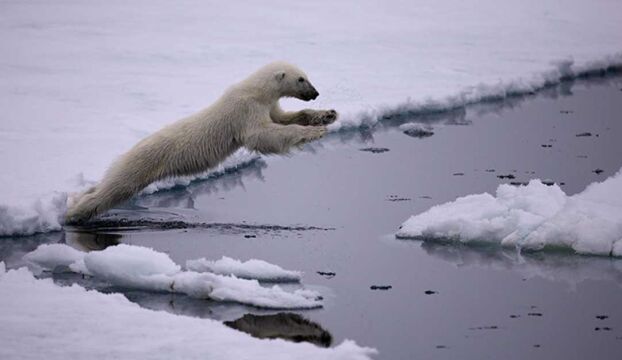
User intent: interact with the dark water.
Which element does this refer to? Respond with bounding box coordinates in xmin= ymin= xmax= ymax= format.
xmin=2 ymin=77 xmax=622 ymax=360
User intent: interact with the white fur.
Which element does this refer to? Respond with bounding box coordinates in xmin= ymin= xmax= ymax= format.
xmin=66 ymin=62 xmax=337 ymax=223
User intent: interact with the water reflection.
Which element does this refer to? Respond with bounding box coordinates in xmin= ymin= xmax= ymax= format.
xmin=65 ymin=231 xmax=121 ymax=251
xmin=135 ymin=158 xmax=267 ymax=209
xmin=420 ymin=241 xmax=622 ymax=288
xmin=104 ymin=290 xmax=333 ymax=347
xmin=0 ymin=232 xmax=63 ymax=268
xmin=225 ymin=313 xmax=332 ymax=347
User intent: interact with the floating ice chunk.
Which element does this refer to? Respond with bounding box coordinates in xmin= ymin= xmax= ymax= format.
xmin=83 ymin=244 xmax=181 ymax=290
xmin=519 ymin=171 xmax=622 ymax=255
xmin=22 ymin=243 xmax=320 ymax=309
xmin=397 ymin=180 xmax=566 ymax=243
xmin=84 ymin=246 xmax=319 ymax=308
xmin=397 ymin=169 xmax=622 ymax=256
xmin=399 ymin=123 xmax=435 ymax=138
xmin=0 ymin=265 xmax=376 ymax=359
xmin=172 ymin=272 xmax=320 ymax=309
xmin=186 ymin=256 xmax=302 ymax=282
xmin=23 ymin=243 xmax=85 ymax=273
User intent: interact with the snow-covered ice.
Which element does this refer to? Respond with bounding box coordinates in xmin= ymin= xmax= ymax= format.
xmin=1 ymin=0 xmax=622 ymax=236
xmin=397 ymin=169 xmax=622 ymax=256
xmin=187 ymin=256 xmax=302 ymax=282
xmin=23 ymin=243 xmax=320 ymax=309
xmin=0 ymin=263 xmax=376 ymax=360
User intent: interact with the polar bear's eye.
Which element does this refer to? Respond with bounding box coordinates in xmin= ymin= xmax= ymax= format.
xmin=298 ymin=77 xmax=305 ymax=83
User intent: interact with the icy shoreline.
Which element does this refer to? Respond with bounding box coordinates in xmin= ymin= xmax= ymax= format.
xmin=2 ymin=60 xmax=622 ymax=238
xmin=330 ymin=57 xmax=622 ymax=131
xmin=0 ymin=149 xmax=259 ymax=237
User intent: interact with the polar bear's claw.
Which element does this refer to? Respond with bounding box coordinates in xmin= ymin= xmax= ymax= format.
xmin=308 ymin=109 xmax=338 ymax=126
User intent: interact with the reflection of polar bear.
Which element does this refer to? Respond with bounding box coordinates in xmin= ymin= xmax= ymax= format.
xmin=66 ymin=62 xmax=338 ymax=223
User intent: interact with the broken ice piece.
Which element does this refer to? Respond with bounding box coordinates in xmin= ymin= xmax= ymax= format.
xmin=370 ymin=285 xmax=392 ymax=290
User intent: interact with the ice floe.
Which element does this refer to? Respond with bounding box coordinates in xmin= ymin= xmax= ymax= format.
xmin=187 ymin=256 xmax=302 ymax=282
xmin=397 ymin=169 xmax=622 ymax=256
xmin=23 ymin=243 xmax=85 ymax=273
xmin=23 ymin=243 xmax=320 ymax=309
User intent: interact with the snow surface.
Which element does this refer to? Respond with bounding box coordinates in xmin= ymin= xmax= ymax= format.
xmin=397 ymin=169 xmax=622 ymax=256
xmin=24 ymin=243 xmax=321 ymax=309
xmin=0 ymin=263 xmax=376 ymax=360
xmin=1 ymin=0 xmax=622 ymax=236
xmin=187 ymin=256 xmax=302 ymax=282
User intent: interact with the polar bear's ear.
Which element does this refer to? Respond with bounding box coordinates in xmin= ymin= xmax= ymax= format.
xmin=274 ymin=71 xmax=286 ymax=82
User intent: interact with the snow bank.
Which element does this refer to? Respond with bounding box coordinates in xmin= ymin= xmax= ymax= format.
xmin=23 ymin=244 xmax=320 ymax=309
xmin=187 ymin=256 xmax=302 ymax=282
xmin=397 ymin=169 xmax=622 ymax=256
xmin=0 ymin=192 xmax=67 ymax=237
xmin=0 ymin=263 xmax=376 ymax=360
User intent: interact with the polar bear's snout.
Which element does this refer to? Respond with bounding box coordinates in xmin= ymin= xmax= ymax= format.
xmin=301 ymin=83 xmax=319 ymax=101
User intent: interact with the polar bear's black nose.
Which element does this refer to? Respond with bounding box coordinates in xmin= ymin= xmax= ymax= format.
xmin=310 ymin=89 xmax=319 ymax=100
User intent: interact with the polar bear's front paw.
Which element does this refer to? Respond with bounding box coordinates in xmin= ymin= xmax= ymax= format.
xmin=298 ymin=126 xmax=326 ymax=145
xmin=308 ymin=109 xmax=338 ymax=126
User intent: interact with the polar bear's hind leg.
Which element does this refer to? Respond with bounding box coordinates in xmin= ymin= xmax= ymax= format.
xmin=65 ymin=168 xmax=151 ymax=224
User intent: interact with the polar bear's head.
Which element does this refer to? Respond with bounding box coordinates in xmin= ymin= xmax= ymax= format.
xmin=249 ymin=62 xmax=320 ymax=101
xmin=273 ymin=64 xmax=319 ymax=101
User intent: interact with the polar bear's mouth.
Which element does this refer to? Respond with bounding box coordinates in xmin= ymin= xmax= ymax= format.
xmin=301 ymin=88 xmax=319 ymax=101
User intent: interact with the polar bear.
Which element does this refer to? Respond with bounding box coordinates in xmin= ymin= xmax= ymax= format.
xmin=65 ymin=62 xmax=337 ymax=223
